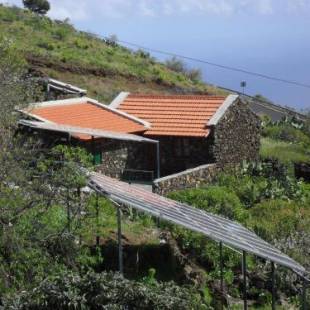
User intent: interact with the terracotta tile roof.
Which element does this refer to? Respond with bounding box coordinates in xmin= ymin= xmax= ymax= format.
xmin=118 ymin=94 xmax=227 ymax=137
xmin=26 ymin=99 xmax=146 ymax=140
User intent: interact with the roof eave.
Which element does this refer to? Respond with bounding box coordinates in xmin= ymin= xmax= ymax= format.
xmin=207 ymin=94 xmax=239 ymax=126
xmin=18 ymin=95 xmax=151 ymax=130
xmin=109 ymin=91 xmax=130 ymax=109
xmin=18 ymin=119 xmax=158 ymax=144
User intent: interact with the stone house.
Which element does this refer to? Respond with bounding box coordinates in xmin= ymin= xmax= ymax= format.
xmin=19 ymin=93 xmax=261 ymax=183
xmin=110 ymin=93 xmax=261 ymax=176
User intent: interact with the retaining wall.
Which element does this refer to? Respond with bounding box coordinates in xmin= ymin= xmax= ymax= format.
xmin=153 ymin=163 xmax=220 ymax=196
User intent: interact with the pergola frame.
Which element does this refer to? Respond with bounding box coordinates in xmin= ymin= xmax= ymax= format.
xmin=88 ymin=172 xmax=309 ymax=310
xmin=19 ymin=119 xmax=161 ymax=179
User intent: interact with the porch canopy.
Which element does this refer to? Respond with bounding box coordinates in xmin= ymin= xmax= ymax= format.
xmin=18 ymin=120 xmax=158 ymax=144
xmin=88 ymin=171 xmax=307 ymax=276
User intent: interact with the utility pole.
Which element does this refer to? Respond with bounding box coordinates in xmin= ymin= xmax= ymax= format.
xmin=241 ymin=81 xmax=247 ymax=95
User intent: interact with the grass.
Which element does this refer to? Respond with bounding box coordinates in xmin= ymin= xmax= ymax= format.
xmin=260 ymin=137 xmax=310 ymax=164
xmin=42 ymin=68 xmax=228 ymax=103
xmin=79 ymin=196 xmax=160 ymax=246
xmin=0 ymin=4 xmax=228 ymax=98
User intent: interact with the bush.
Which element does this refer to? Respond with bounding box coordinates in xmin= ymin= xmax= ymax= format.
xmin=248 ymin=199 xmax=306 ymax=241
xmin=37 ymin=41 xmax=54 ymax=50
xmin=186 ymin=68 xmax=202 ymax=82
xmin=260 ymin=138 xmax=310 ymax=164
xmin=165 ymin=56 xmax=186 ymax=73
xmin=165 ymin=56 xmax=202 ymax=82
xmin=217 ymin=174 xmax=268 ymax=208
xmin=74 ymin=38 xmax=89 ymax=49
xmin=263 ymin=124 xmax=310 ymax=146
xmin=23 ymin=0 xmax=50 ymax=15
xmin=169 ymin=186 xmax=246 ymax=222
xmin=2 ymin=270 xmax=206 ymax=309
xmin=53 ymin=28 xmax=69 ymax=41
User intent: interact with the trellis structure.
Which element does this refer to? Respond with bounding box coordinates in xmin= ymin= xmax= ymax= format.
xmin=18 ymin=119 xmax=161 ymax=178
xmin=88 ymin=171 xmax=309 ymax=310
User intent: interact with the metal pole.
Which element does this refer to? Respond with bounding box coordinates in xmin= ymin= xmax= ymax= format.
xmin=242 ymin=251 xmax=247 ymax=310
xmin=302 ymin=278 xmax=308 ymax=310
xmin=91 ymin=136 xmax=96 ymax=165
xmin=117 ymin=206 xmax=123 ymax=275
xmin=219 ymin=242 xmax=224 ymax=310
xmin=156 ymin=142 xmax=160 ymax=179
xmin=271 ymin=262 xmax=276 ymax=310
xmin=96 ymin=194 xmax=100 ymax=247
xmin=78 ymin=186 xmax=82 ymax=245
xmin=46 ymin=83 xmax=50 ymax=100
xmin=66 ymin=189 xmax=71 ymax=232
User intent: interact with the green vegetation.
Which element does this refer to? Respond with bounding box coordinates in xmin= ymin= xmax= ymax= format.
xmin=23 ymin=0 xmax=50 ymax=15
xmin=168 ymin=162 xmax=310 ymax=308
xmin=0 ymin=39 xmax=207 ymax=308
xmin=2 ymin=270 xmax=204 ymax=309
xmin=165 ymin=56 xmax=203 ymax=82
xmin=0 ymin=4 xmax=309 ymax=309
xmin=0 ymin=4 xmax=227 ymax=102
xmin=260 ymin=137 xmax=309 ymax=164
xmin=260 ymin=116 xmax=310 ymax=164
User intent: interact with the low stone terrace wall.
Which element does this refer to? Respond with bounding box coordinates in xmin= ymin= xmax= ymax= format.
xmin=153 ymin=163 xmax=220 ymax=196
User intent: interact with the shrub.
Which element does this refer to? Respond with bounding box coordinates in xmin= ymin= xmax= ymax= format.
xmin=263 ymin=124 xmax=310 ymax=146
xmin=136 ymin=49 xmax=151 ymax=59
xmin=165 ymin=56 xmax=186 ymax=73
xmin=186 ymin=68 xmax=202 ymax=82
xmin=37 ymin=41 xmax=54 ymax=50
xmin=169 ymin=186 xmax=246 ymax=222
xmin=217 ymin=174 xmax=268 ymax=208
xmin=74 ymin=38 xmax=89 ymax=49
xmin=165 ymin=56 xmax=202 ymax=82
xmin=260 ymin=138 xmax=310 ymax=164
xmin=248 ymin=199 xmax=302 ymax=241
xmin=23 ymin=0 xmax=50 ymax=15
xmin=2 ymin=270 xmax=206 ymax=309
xmin=53 ymin=28 xmax=69 ymax=40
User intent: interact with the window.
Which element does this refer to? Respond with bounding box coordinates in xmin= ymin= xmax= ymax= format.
xmin=93 ymin=151 xmax=102 ymax=165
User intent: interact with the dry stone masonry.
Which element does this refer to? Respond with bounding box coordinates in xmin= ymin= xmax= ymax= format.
xmin=211 ymin=98 xmax=261 ymax=166
xmin=153 ymin=164 xmax=220 ymax=196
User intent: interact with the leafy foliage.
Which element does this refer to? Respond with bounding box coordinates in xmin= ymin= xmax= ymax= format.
xmin=2 ymin=270 xmax=206 ymax=309
xmin=260 ymin=116 xmax=310 ymax=164
xmin=165 ymin=56 xmax=202 ymax=82
xmin=0 ymin=39 xmax=204 ymax=308
xmin=167 ymin=163 xmax=310 ymax=307
xmin=0 ymin=4 xmax=224 ymax=95
xmin=169 ymin=186 xmax=246 ymax=221
xmin=23 ymin=0 xmax=50 ymax=15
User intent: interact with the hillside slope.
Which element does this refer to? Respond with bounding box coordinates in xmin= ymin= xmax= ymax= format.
xmin=0 ymin=4 xmax=227 ymax=102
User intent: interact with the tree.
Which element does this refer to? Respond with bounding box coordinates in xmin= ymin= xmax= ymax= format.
xmin=23 ymin=0 xmax=50 ymax=15
xmin=165 ymin=56 xmax=186 ymax=73
xmin=165 ymin=56 xmax=202 ymax=82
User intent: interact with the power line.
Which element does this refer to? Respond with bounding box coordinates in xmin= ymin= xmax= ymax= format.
xmin=101 ymin=35 xmax=310 ymax=90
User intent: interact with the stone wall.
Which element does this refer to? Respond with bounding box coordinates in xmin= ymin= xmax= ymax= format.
xmin=152 ymin=99 xmax=261 ymax=195
xmin=80 ymin=97 xmax=260 ymax=191
xmin=84 ymin=136 xmax=213 ymax=181
xmin=212 ymin=98 xmax=261 ymax=166
xmin=153 ymin=163 xmax=220 ymax=196
xmin=151 ymin=136 xmax=214 ymax=176
xmin=94 ymin=139 xmax=157 ymax=181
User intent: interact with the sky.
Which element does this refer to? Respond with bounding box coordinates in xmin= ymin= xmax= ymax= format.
xmin=3 ymin=0 xmax=310 ymax=110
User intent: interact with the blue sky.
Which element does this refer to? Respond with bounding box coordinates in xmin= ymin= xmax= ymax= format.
xmin=3 ymin=0 xmax=310 ymax=110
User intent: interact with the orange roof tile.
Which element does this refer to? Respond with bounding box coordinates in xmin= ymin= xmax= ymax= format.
xmin=118 ymin=94 xmax=227 ymax=137
xmin=27 ymin=100 xmax=146 ymax=140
